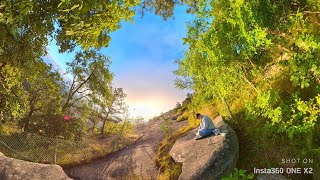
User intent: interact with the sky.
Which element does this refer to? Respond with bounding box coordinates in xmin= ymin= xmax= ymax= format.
xmin=46 ymin=6 xmax=193 ymax=120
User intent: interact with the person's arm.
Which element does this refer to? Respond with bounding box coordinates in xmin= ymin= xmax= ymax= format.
xmin=203 ymin=116 xmax=209 ymax=129
xmin=199 ymin=120 xmax=203 ymax=129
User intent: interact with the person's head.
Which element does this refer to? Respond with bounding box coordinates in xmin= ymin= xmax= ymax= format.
xmin=196 ymin=113 xmax=202 ymax=120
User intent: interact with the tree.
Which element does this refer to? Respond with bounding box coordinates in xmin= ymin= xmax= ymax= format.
xmin=0 ymin=0 xmax=203 ymax=135
xmin=19 ymin=59 xmax=64 ymax=132
xmin=174 ymin=1 xmax=320 ymax=174
xmin=56 ymin=0 xmax=139 ymax=51
xmin=175 ymin=0 xmax=320 ymax=137
xmin=84 ymin=106 xmax=100 ymax=133
xmin=93 ymin=88 xmax=127 ymax=135
xmin=139 ymin=0 xmax=200 ymax=20
xmin=62 ymin=50 xmax=113 ymax=112
xmin=0 ymin=0 xmax=140 ymax=63
xmin=133 ymin=116 xmax=144 ymax=127
xmin=118 ymin=106 xmax=130 ymax=137
xmin=0 ymin=0 xmax=133 ymax=130
xmin=0 ymin=63 xmax=26 ymax=125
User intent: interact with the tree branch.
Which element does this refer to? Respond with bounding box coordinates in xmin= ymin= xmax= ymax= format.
xmin=69 ymin=93 xmax=90 ymax=107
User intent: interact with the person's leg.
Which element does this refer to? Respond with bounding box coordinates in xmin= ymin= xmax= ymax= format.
xmin=199 ymin=129 xmax=214 ymax=137
xmin=213 ymin=128 xmax=220 ymax=135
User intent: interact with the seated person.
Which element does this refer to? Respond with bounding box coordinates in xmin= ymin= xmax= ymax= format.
xmin=194 ymin=113 xmax=217 ymax=140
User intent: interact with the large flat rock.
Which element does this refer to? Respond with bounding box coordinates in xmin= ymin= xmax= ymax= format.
xmin=0 ymin=152 xmax=71 ymax=180
xmin=170 ymin=116 xmax=239 ymax=180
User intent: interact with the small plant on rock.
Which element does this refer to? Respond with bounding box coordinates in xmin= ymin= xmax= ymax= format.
xmin=222 ymin=168 xmax=255 ymax=180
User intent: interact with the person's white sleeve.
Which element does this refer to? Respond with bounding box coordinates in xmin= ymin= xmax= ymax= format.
xmin=203 ymin=117 xmax=209 ymax=129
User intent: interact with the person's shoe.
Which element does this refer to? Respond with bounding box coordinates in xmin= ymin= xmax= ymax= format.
xmin=213 ymin=129 xmax=220 ymax=135
xmin=194 ymin=134 xmax=202 ymax=140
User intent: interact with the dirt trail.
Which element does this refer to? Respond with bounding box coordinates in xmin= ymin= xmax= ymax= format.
xmin=64 ymin=119 xmax=188 ymax=180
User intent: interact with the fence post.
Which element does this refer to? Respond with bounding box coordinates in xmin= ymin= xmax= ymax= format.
xmin=54 ymin=138 xmax=58 ymax=164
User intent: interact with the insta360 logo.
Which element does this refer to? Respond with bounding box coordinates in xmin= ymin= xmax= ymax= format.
xmin=253 ymin=158 xmax=314 ymax=175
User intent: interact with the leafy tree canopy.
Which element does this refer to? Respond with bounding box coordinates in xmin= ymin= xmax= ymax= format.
xmin=175 ymin=0 xmax=320 ymax=137
xmin=0 ymin=0 xmax=139 ymax=62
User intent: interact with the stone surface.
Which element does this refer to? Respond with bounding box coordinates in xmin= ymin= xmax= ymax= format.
xmin=170 ymin=116 xmax=239 ymax=180
xmin=65 ymin=118 xmax=189 ymax=180
xmin=0 ymin=152 xmax=71 ymax=180
xmin=256 ymin=174 xmax=289 ymax=180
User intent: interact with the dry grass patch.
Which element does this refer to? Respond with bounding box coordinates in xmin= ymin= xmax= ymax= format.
xmin=156 ymin=125 xmax=192 ymax=180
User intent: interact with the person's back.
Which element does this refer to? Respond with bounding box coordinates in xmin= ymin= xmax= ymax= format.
xmin=194 ymin=113 xmax=217 ymax=140
xmin=200 ymin=115 xmax=215 ymax=130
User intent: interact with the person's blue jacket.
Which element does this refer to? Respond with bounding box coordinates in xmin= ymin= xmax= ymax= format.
xmin=199 ymin=115 xmax=215 ymax=130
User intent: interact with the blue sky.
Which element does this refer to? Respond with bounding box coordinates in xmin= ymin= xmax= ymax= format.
xmin=46 ymin=6 xmax=193 ymax=120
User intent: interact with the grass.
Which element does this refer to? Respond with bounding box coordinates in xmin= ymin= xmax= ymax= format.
xmin=172 ymin=97 xmax=319 ymax=179
xmin=189 ymin=101 xmax=319 ymax=179
xmin=155 ymin=125 xmax=193 ymax=180
xmin=0 ymin=132 xmax=138 ymax=167
xmin=231 ymin=111 xmax=319 ymax=179
xmin=58 ymin=133 xmax=138 ymax=167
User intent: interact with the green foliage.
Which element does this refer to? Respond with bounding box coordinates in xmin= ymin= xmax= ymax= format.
xmin=176 ymin=0 xmax=320 ymax=178
xmin=246 ymin=90 xmax=320 ymax=138
xmin=285 ymin=94 xmax=320 ymax=138
xmin=0 ymin=0 xmax=201 ymax=139
xmin=56 ymin=0 xmax=139 ymax=51
xmin=245 ymin=90 xmax=282 ymax=124
xmin=18 ymin=59 xmax=64 ymax=132
xmin=287 ymin=12 xmax=320 ymax=89
xmin=0 ymin=63 xmax=26 ymax=123
xmin=160 ymin=118 xmax=172 ymax=136
xmin=222 ymin=168 xmax=255 ymax=180
xmin=63 ymin=50 xmax=113 ymax=112
xmin=103 ymin=120 xmax=135 ymax=136
xmin=17 ymin=114 xmax=84 ymax=140
xmin=91 ymin=87 xmax=127 ymax=135
xmin=139 ymin=0 xmax=200 ymax=20
xmin=0 ymin=0 xmax=139 ymax=59
xmin=175 ymin=0 xmax=320 ymax=141
xmin=156 ymin=125 xmax=192 ymax=180
xmin=1 ymin=49 xmax=115 ymax=139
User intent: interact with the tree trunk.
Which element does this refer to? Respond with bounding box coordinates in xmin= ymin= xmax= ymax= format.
xmin=23 ymin=118 xmax=30 ymax=132
xmin=101 ymin=119 xmax=107 ymax=134
xmin=92 ymin=122 xmax=96 ymax=133
xmin=216 ymin=91 xmax=233 ymax=118
xmin=100 ymin=109 xmax=111 ymax=135
xmin=23 ymin=109 xmax=34 ymax=132
xmin=119 ymin=119 xmax=127 ymax=137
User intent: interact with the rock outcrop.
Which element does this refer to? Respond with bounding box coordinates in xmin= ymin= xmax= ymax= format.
xmin=170 ymin=116 xmax=239 ymax=180
xmin=0 ymin=152 xmax=71 ymax=180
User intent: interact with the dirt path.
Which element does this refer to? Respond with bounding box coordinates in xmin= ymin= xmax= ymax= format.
xmin=64 ymin=119 xmax=188 ymax=180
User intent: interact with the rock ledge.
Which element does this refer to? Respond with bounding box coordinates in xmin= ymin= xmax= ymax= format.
xmin=170 ymin=116 xmax=239 ymax=180
xmin=0 ymin=152 xmax=71 ymax=180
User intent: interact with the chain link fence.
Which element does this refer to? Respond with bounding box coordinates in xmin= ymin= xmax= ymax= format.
xmin=0 ymin=132 xmax=133 ymax=166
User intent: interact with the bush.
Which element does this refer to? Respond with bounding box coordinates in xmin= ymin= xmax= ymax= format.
xmin=222 ymin=168 xmax=255 ymax=180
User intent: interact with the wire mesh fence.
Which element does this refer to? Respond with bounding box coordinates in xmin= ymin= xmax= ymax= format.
xmin=0 ymin=132 xmax=134 ymax=166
